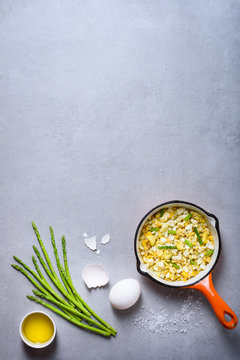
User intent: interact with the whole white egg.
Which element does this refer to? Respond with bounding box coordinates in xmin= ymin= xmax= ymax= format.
xmin=109 ymin=279 xmax=141 ymax=310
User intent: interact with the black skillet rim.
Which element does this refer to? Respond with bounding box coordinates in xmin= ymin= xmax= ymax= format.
xmin=134 ymin=200 xmax=222 ymax=288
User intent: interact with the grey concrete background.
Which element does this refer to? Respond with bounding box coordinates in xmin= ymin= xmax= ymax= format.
xmin=1 ymin=1 xmax=240 ymax=359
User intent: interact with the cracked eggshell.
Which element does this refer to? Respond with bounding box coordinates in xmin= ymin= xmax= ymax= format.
xmin=109 ymin=279 xmax=141 ymax=310
xmin=82 ymin=264 xmax=109 ymax=289
xmin=84 ymin=236 xmax=97 ymax=250
xmin=101 ymin=233 xmax=110 ymax=245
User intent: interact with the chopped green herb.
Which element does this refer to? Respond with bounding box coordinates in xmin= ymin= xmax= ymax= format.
xmin=190 ymin=260 xmax=197 ymax=266
xmin=184 ymin=213 xmax=192 ymax=221
xmin=194 ymin=227 xmax=203 ymax=245
xmin=171 ymin=263 xmax=180 ymax=269
xmin=185 ymin=239 xmax=193 ymax=248
xmin=168 ymin=230 xmax=176 ymax=235
xmin=150 ymin=227 xmax=159 ymax=232
xmin=206 ymin=250 xmax=214 ymax=256
xmin=160 ymin=209 xmax=165 ymax=217
xmin=158 ymin=246 xmax=177 ymax=249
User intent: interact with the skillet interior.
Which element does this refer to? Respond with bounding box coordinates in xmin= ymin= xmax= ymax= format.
xmin=135 ymin=200 xmax=221 ymax=288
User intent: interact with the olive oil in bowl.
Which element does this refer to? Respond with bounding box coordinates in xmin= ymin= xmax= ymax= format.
xmin=20 ymin=311 xmax=56 ymax=348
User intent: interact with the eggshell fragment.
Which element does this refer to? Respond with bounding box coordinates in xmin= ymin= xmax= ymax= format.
xmin=109 ymin=279 xmax=141 ymax=310
xmin=82 ymin=264 xmax=109 ymax=288
xmin=101 ymin=233 xmax=110 ymax=245
xmin=84 ymin=236 xmax=97 ymax=250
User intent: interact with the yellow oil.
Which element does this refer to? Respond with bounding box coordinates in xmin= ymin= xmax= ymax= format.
xmin=22 ymin=312 xmax=54 ymax=344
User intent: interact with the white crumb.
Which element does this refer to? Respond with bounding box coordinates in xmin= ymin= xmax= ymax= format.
xmin=82 ymin=232 xmax=88 ymax=238
xmin=96 ymin=249 xmax=101 ymax=255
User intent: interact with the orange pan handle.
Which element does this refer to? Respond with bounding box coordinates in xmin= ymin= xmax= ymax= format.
xmin=188 ymin=273 xmax=238 ymax=329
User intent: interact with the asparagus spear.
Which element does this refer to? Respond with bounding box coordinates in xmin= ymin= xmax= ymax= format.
xmin=184 ymin=239 xmax=193 ymax=248
xmin=12 ymin=259 xmax=69 ymax=306
xmin=13 ymin=259 xmax=110 ymax=332
xmin=168 ymin=230 xmax=176 ymax=235
xmin=171 ymin=263 xmax=180 ymax=269
xmin=31 ymin=289 xmax=83 ymax=323
xmin=35 ymin=224 xmax=85 ymax=312
xmin=32 ymin=256 xmax=44 ymax=279
xmin=27 ymin=296 xmax=111 ymax=337
xmin=32 ymin=224 xmax=83 ymax=318
xmin=190 ymin=260 xmax=197 ymax=266
xmin=62 ymin=236 xmax=117 ymax=335
xmin=49 ymin=226 xmax=82 ymax=310
xmin=50 ymin=226 xmax=74 ymax=295
xmin=184 ymin=213 xmax=192 ymax=221
xmin=206 ymin=250 xmax=213 ymax=256
xmin=12 ymin=264 xmax=49 ymax=295
xmin=194 ymin=227 xmax=203 ymax=245
xmin=32 ymin=222 xmax=56 ymax=275
xmin=31 ymin=256 xmax=80 ymax=316
xmin=158 ymin=246 xmax=177 ymax=249
xmin=32 ymin=290 xmax=114 ymax=334
xmin=32 ymin=245 xmax=88 ymax=315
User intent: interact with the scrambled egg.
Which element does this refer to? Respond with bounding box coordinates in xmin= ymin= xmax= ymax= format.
xmin=138 ymin=207 xmax=214 ymax=282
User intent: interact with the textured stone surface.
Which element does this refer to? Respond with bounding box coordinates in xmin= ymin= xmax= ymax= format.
xmin=0 ymin=1 xmax=240 ymax=359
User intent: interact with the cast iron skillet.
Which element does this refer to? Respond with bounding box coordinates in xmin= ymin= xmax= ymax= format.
xmin=134 ymin=200 xmax=238 ymax=329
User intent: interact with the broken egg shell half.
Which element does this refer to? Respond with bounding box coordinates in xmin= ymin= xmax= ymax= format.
xmin=109 ymin=279 xmax=141 ymax=310
xmin=82 ymin=264 xmax=109 ymax=289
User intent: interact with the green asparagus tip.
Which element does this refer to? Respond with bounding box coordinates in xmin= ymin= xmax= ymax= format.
xmin=14 ymin=263 xmax=22 ymax=269
xmin=11 ymin=264 xmax=24 ymax=273
xmin=32 ymin=289 xmax=41 ymax=295
xmin=11 ymin=264 xmax=20 ymax=269
xmin=32 ymin=290 xmax=45 ymax=297
xmin=13 ymin=256 xmax=26 ymax=268
xmin=13 ymin=255 xmax=19 ymax=261
xmin=32 ymin=245 xmax=40 ymax=255
xmin=59 ymin=265 xmax=67 ymax=278
xmin=27 ymin=295 xmax=42 ymax=304
xmin=32 ymin=222 xmax=37 ymax=229
xmin=62 ymin=236 xmax=66 ymax=245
